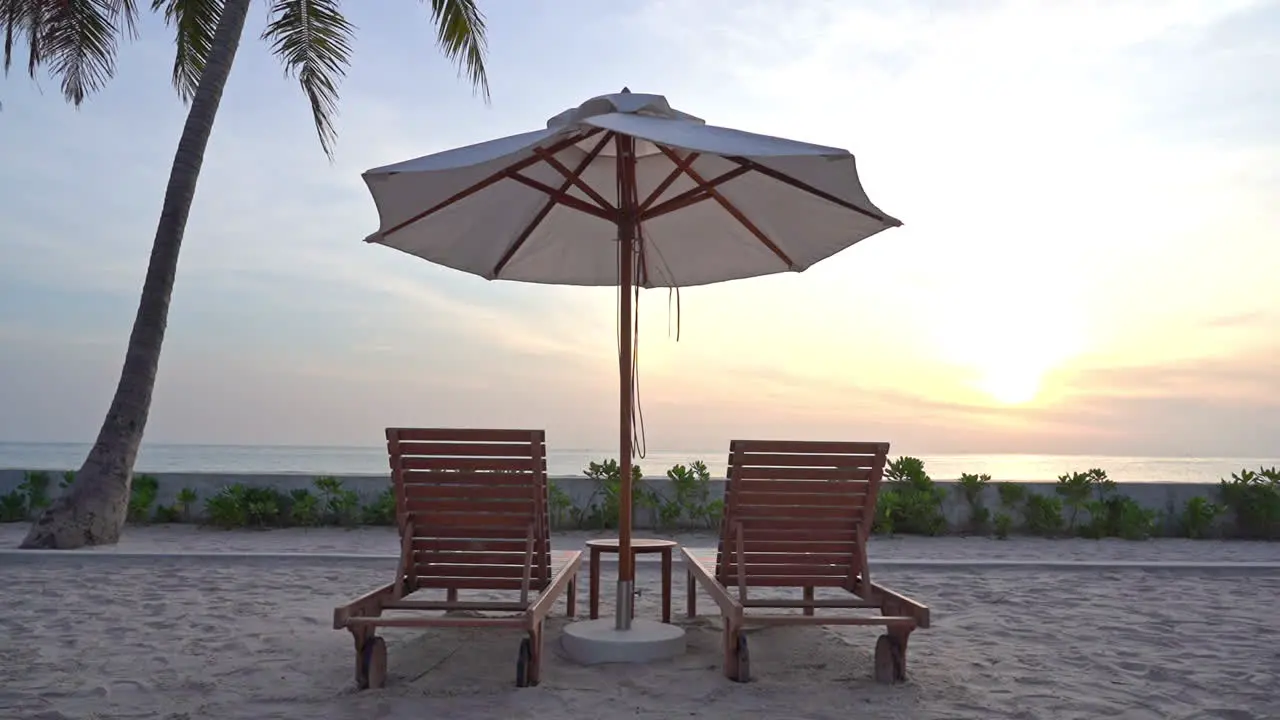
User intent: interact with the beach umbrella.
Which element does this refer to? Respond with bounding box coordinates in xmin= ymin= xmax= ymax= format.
xmin=360 ymin=89 xmax=901 ymax=632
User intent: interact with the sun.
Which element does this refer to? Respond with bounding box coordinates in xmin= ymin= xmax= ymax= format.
xmin=975 ymin=364 xmax=1044 ymax=405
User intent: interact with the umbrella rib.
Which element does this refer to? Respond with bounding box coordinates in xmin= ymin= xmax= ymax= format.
xmin=638 ymin=151 xmax=700 ymax=213
xmin=723 ymin=157 xmax=900 ymax=226
xmin=507 ymin=174 xmax=616 ymax=222
xmin=491 ymin=132 xmax=615 ymax=278
xmin=371 ymin=128 xmax=605 ymax=242
xmin=639 ymin=165 xmax=752 ymax=221
xmin=533 ymin=148 xmax=616 ymax=213
xmin=654 ymin=145 xmax=795 ymax=269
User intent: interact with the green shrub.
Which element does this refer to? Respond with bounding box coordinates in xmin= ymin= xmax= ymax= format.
xmin=1023 ymin=493 xmax=1064 ymax=536
xmin=993 ymin=511 xmax=1013 ymax=539
xmin=18 ymin=471 xmax=52 ymax=517
xmin=361 ymin=486 xmax=396 ymax=526
xmin=880 ymin=457 xmax=946 ymax=536
xmin=206 ymin=485 xmax=250 ymax=528
xmin=1180 ymin=496 xmax=1221 ymax=539
xmin=175 ymin=488 xmax=199 ymax=523
xmin=127 ymin=474 xmax=160 ymax=523
xmin=577 ymin=459 xmax=651 ymax=529
xmin=0 ymin=491 xmax=25 ymax=522
xmin=314 ymin=476 xmax=361 ymax=526
xmin=956 ymin=472 xmax=991 ymax=534
xmin=288 ymin=489 xmax=321 ymax=526
xmin=1218 ymin=467 xmax=1280 ymax=540
xmin=548 ymin=481 xmax=574 ymax=529
xmin=660 ymin=461 xmax=716 ymax=530
xmin=60 ymin=471 xmax=75 ymax=490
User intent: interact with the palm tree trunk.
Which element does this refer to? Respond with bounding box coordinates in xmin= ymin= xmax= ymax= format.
xmin=20 ymin=0 xmax=255 ymax=549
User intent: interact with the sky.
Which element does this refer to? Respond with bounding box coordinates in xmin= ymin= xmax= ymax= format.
xmin=1 ymin=0 xmax=1278 ymax=457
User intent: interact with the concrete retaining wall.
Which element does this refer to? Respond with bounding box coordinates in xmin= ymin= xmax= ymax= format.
xmin=0 ymin=469 xmax=1222 ymax=530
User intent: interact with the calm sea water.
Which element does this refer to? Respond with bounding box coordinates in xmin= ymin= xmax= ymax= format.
xmin=0 ymin=442 xmax=1274 ymax=483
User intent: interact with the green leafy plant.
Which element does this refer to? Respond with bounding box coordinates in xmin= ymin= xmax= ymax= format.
xmin=548 ymin=480 xmax=574 ymax=529
xmin=127 ymin=474 xmax=161 ymax=523
xmin=60 ymin=471 xmax=76 ymax=490
xmin=880 ymin=457 xmax=946 ymax=535
xmin=0 ymin=491 xmax=26 ymax=522
xmin=175 ymin=488 xmax=199 ymax=523
xmin=1023 ymin=493 xmax=1064 ymax=536
xmin=361 ymin=486 xmax=396 ymax=526
xmin=1180 ymin=496 xmax=1221 ymax=539
xmin=1218 ymin=467 xmax=1280 ymax=540
xmin=660 ymin=461 xmax=716 ymax=529
xmin=206 ymin=485 xmax=250 ymax=528
xmin=288 ymin=489 xmax=321 ymax=526
xmin=314 ymin=476 xmax=361 ymax=526
xmin=577 ymin=459 xmax=651 ymax=529
xmin=956 ymin=472 xmax=991 ymax=534
xmin=1055 ymin=469 xmax=1111 ymax=533
xmin=18 ymin=471 xmax=53 ymax=517
xmin=239 ymin=486 xmax=283 ymax=527
xmin=873 ymin=489 xmax=899 ymax=536
xmin=993 ymin=511 xmax=1013 ymax=539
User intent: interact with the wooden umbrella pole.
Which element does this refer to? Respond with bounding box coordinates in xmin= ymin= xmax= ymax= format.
xmin=615 ymin=132 xmax=637 ymax=630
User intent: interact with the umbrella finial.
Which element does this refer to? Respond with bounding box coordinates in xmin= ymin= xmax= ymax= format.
xmin=620 ymin=86 xmax=631 ymax=94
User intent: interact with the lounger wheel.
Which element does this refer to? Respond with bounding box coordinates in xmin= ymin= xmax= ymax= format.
xmin=733 ymin=631 xmax=750 ymax=683
xmin=874 ymin=634 xmax=905 ymax=684
xmin=515 ymin=637 xmax=535 ymax=688
xmin=358 ymin=636 xmax=387 ymax=690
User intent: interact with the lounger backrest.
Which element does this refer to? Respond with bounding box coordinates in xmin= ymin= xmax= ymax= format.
xmin=386 ymin=428 xmax=551 ymax=593
xmin=715 ymin=440 xmax=889 ymax=591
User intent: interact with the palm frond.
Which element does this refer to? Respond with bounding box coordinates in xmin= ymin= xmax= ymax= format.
xmin=2 ymin=0 xmax=47 ymax=77
xmin=40 ymin=0 xmax=124 ymax=104
xmin=152 ymin=0 xmax=223 ymax=102
xmin=424 ymin=0 xmax=489 ymax=100
xmin=262 ymin=0 xmax=354 ymax=159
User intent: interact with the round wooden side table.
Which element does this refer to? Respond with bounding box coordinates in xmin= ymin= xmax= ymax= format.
xmin=586 ymin=538 xmax=678 ymax=624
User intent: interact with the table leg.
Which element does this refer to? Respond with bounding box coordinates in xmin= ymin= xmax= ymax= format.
xmin=589 ymin=547 xmax=601 ymax=620
xmin=661 ymin=548 xmax=672 ymax=623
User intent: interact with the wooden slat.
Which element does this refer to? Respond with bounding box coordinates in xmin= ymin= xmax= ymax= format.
xmin=411 ymin=538 xmax=545 ymax=553
xmin=403 ymin=484 xmax=536 ymax=501
xmin=736 ymin=453 xmax=880 ymax=468
xmin=389 ymin=428 xmax=542 ymax=443
xmin=736 ymin=466 xmax=871 ymax=481
xmin=399 ymin=469 xmax=538 ymax=485
xmin=397 ymin=457 xmax=540 ymax=472
xmin=416 ymin=577 xmax=541 ymax=590
xmin=734 ymin=505 xmax=861 ymax=520
xmin=716 ymin=575 xmax=851 ymax=588
xmin=721 ymin=563 xmax=853 ymax=576
xmin=394 ymin=441 xmax=540 ymax=457
xmin=737 ymin=540 xmax=857 ymax=554
xmin=729 ymin=528 xmax=858 ymax=542
xmin=407 ymin=512 xmax=531 ymax=529
xmin=732 ymin=440 xmax=888 ymax=455
xmin=742 ymin=598 xmax=878 ymax=609
xmin=415 ymin=564 xmax=529 ymax=578
xmin=733 ymin=491 xmax=867 ymax=508
xmin=721 ymin=551 xmax=853 ymax=564
xmin=403 ymin=499 xmax=533 ymax=515
xmin=732 ymin=516 xmax=859 ymax=530
xmin=734 ymin=479 xmax=869 ymax=495
xmin=411 ymin=551 xmax=534 ymax=565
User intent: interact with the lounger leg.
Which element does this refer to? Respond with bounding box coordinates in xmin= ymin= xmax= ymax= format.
xmin=350 ymin=628 xmax=369 ymax=687
xmin=722 ymin=615 xmax=748 ymax=682
xmin=447 ymin=588 xmax=459 ymax=603
xmin=351 ymin=628 xmax=386 ymax=690
xmin=803 ymin=586 xmax=815 ymax=616
xmin=890 ymin=627 xmax=912 ymax=682
xmin=686 ymin=568 xmax=697 ymax=618
xmin=567 ymin=576 xmax=578 ymax=617
xmin=528 ymin=623 xmax=544 ymax=686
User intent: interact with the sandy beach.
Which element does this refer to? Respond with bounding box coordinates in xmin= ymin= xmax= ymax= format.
xmin=1 ymin=526 xmax=1278 ymax=720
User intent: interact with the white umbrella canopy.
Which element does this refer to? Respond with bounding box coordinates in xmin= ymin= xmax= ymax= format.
xmin=360 ymin=89 xmax=901 ymax=633
xmin=362 ymin=91 xmax=901 ymax=287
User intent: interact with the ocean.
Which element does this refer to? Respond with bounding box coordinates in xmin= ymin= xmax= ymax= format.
xmin=0 ymin=442 xmax=1274 ymax=483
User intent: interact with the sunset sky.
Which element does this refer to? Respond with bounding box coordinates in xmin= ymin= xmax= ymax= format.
xmin=1 ymin=0 xmax=1277 ymax=457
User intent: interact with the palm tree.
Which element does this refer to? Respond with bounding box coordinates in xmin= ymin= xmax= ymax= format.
xmin=3 ymin=0 xmax=489 ymax=549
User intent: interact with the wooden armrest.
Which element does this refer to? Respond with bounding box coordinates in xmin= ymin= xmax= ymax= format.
xmin=681 ymin=547 xmax=742 ymax=620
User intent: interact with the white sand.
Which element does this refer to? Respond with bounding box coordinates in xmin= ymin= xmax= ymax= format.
xmin=1 ymin=526 xmax=1279 ymax=719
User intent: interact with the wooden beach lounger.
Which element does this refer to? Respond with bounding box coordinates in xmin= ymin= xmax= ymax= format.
xmin=332 ymin=428 xmax=582 ymax=689
xmin=683 ymin=440 xmax=930 ymax=684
